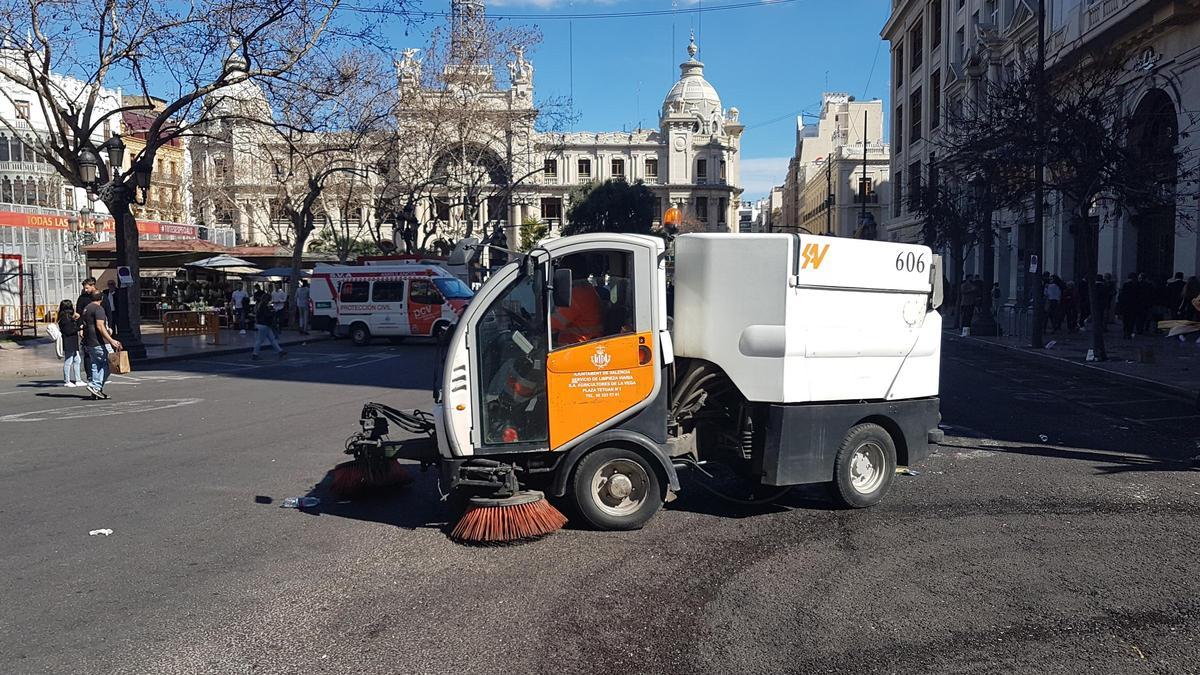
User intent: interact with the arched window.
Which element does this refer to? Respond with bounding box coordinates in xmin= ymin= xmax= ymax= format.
xmin=0 ymin=134 xmax=9 ymax=162
xmin=1 ymin=177 xmax=12 ymax=203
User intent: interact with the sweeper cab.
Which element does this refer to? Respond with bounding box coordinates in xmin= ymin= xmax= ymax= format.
xmin=341 ymin=233 xmax=944 ymax=539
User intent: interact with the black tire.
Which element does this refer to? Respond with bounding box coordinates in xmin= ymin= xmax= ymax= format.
xmin=570 ymin=446 xmax=663 ymax=531
xmin=350 ymin=322 xmax=371 ymax=346
xmin=432 ymin=321 xmax=452 ymax=345
xmin=832 ymin=423 xmax=897 ymax=509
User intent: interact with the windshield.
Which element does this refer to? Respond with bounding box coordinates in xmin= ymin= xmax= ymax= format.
xmin=434 ymin=277 xmax=474 ymax=299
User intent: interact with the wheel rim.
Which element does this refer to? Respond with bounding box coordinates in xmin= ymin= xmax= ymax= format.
xmin=590 ymin=458 xmax=650 ymax=517
xmin=354 ymin=327 xmax=367 ymax=342
xmin=849 ymin=441 xmax=886 ymax=494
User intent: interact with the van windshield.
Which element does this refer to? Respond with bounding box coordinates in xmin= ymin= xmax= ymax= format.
xmin=433 ymin=278 xmax=474 ymax=299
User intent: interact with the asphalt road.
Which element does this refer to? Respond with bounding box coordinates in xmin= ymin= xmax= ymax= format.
xmin=1 ymin=338 xmax=1198 ymax=674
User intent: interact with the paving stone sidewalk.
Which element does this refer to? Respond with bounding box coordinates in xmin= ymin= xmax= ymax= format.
xmin=951 ymin=327 xmax=1200 ymax=402
xmin=0 ymin=325 xmax=329 ymax=380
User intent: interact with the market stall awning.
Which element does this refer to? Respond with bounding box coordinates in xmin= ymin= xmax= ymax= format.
xmin=187 ymin=254 xmax=260 ymax=270
xmin=250 ymin=267 xmax=311 ymax=279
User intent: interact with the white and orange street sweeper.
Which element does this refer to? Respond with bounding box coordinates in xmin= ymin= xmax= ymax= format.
xmin=334 ymin=232 xmax=945 ymax=543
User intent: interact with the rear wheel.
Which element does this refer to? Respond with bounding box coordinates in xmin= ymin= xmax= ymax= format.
xmin=571 ymin=447 xmax=663 ymax=530
xmin=350 ymin=322 xmax=371 ymax=346
xmin=832 ymin=423 xmax=897 ymax=508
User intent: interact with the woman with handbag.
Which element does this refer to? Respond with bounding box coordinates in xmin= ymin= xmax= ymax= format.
xmin=54 ymin=299 xmax=85 ymax=387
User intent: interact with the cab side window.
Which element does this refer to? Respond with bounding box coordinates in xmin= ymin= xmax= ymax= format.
xmin=551 ymin=251 xmax=636 ymax=350
xmin=409 ymin=279 xmax=443 ymax=305
xmin=340 ymin=281 xmax=369 ymax=302
xmin=372 ymin=281 xmax=405 ymax=302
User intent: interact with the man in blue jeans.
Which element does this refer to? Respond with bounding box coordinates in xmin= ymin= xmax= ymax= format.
xmin=81 ymin=291 xmax=122 ymax=399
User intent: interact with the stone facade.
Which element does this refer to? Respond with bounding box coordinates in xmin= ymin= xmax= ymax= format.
xmin=882 ymin=0 xmax=1200 ymax=312
xmin=779 ymin=93 xmax=890 ymax=238
xmin=192 ymin=1 xmax=745 ymax=249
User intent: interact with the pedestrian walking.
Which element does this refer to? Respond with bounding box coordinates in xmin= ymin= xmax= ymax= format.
xmin=295 ymin=280 xmax=311 ymax=335
xmin=1045 ymin=275 xmax=1063 ymax=332
xmin=1063 ymin=281 xmax=1079 ymax=333
xmin=75 ymin=277 xmax=97 ymax=376
xmin=252 ymin=297 xmax=287 ymax=360
xmin=1183 ymin=277 xmax=1200 ymax=321
xmin=959 ymin=276 xmax=979 ymax=329
xmin=56 ymin=299 xmax=84 ymax=387
xmin=232 ymin=285 xmax=248 ymax=335
xmin=270 ymin=284 xmax=287 ymax=336
xmin=101 ymin=279 xmax=119 ymax=337
xmin=1118 ymin=273 xmax=1140 ymax=339
xmin=1166 ymin=273 xmax=1186 ymax=319
xmin=81 ymin=290 xmax=122 ymax=399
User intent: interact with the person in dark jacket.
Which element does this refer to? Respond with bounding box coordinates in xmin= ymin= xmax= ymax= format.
xmin=1118 ymin=273 xmax=1140 ymax=339
xmin=57 ymin=299 xmax=84 ymax=387
xmin=1166 ymin=272 xmax=1186 ymax=319
xmin=74 ymin=277 xmax=97 ymax=375
xmin=251 ymin=297 xmax=287 ymax=360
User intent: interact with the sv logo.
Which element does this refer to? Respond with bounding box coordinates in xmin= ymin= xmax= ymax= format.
xmin=801 ymin=243 xmax=830 ymax=270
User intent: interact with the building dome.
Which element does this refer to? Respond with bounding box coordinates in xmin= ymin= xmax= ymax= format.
xmin=203 ymin=40 xmax=272 ymax=121
xmin=661 ymin=36 xmax=722 ymax=119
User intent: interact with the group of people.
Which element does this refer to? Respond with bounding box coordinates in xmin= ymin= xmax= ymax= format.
xmin=56 ymin=277 xmax=123 ymax=399
xmin=231 ymin=282 xmax=308 ymax=360
xmin=1038 ymin=272 xmax=1200 ymax=337
xmin=952 ymin=271 xmax=1200 ymax=337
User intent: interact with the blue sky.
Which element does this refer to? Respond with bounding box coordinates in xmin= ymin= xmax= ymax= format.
xmin=399 ymin=0 xmax=893 ymax=200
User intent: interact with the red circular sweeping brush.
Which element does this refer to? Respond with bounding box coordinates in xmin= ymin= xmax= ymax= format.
xmin=450 ymin=490 xmax=567 ymax=544
xmin=329 ymin=459 xmax=413 ymax=499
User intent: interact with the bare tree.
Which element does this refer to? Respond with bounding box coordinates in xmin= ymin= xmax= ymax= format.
xmin=381 ymin=16 xmax=576 ymax=255
xmin=0 ymin=0 xmax=393 ymax=351
xmin=215 ymin=50 xmax=396 ymax=316
xmin=937 ymin=51 xmax=1197 ymax=358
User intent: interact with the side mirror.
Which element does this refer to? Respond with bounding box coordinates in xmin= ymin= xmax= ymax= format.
xmin=553 ymin=268 xmax=573 ymax=308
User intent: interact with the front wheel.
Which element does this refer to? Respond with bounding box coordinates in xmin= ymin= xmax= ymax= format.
xmin=571 ymin=447 xmax=663 ymax=530
xmin=832 ymin=423 xmax=897 ymax=508
xmin=350 ymin=322 xmax=371 ymax=346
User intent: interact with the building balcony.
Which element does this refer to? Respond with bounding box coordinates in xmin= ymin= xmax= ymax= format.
xmin=0 ymin=160 xmax=58 ymax=175
xmin=853 ymin=193 xmax=880 ymax=204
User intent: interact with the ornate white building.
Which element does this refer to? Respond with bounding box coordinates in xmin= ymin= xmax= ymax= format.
xmin=191 ymin=0 xmax=745 ymax=249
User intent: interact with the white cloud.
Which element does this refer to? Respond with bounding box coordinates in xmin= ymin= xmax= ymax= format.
xmin=739 ymin=157 xmax=789 ymax=200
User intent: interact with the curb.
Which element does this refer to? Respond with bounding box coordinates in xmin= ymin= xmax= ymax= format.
xmin=946 ymin=332 xmax=1199 ymax=404
xmin=1 ymin=333 xmax=333 ymax=379
xmin=141 ymin=333 xmax=333 ymax=365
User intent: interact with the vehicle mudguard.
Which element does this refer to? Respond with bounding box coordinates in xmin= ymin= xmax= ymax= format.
xmin=550 ymin=429 xmax=680 ymax=498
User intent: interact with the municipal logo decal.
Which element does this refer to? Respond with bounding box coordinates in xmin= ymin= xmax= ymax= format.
xmin=590 ymin=345 xmax=612 ymax=369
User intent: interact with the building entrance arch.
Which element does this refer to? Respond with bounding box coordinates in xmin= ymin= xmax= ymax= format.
xmin=1129 ymin=88 xmax=1178 ymax=281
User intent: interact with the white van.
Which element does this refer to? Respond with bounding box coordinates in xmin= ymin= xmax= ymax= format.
xmin=310 ymin=263 xmax=473 ymax=345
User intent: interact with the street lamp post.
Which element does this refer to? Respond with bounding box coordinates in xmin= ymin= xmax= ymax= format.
xmin=1029 ymin=0 xmax=1047 ymax=349
xmin=77 ymin=132 xmax=153 ymax=359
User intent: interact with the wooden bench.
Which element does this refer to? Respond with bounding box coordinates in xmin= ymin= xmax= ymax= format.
xmin=162 ymin=311 xmax=221 ymax=351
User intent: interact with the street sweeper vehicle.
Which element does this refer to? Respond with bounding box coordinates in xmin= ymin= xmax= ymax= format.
xmin=334 ymin=232 xmax=944 ymax=542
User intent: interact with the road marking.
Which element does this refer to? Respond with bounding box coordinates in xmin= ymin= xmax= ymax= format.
xmin=336 ymin=354 xmax=401 ymax=369
xmin=0 ymin=398 xmax=203 ymax=422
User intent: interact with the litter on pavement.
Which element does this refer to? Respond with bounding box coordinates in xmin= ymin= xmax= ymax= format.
xmin=1039 ymin=435 xmax=1050 ymax=442
xmin=281 ymin=497 xmax=320 ymax=509
xmin=88 ymin=529 xmax=113 ymax=536
xmin=896 ymin=467 xmax=921 ymax=476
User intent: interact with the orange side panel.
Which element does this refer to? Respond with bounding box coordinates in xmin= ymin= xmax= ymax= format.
xmin=546 ymin=331 xmax=655 ymax=450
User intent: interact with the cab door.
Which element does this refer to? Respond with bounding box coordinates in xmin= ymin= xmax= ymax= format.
xmin=544 ymin=245 xmax=659 ymax=451
xmin=407 ymin=278 xmax=445 ymax=336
